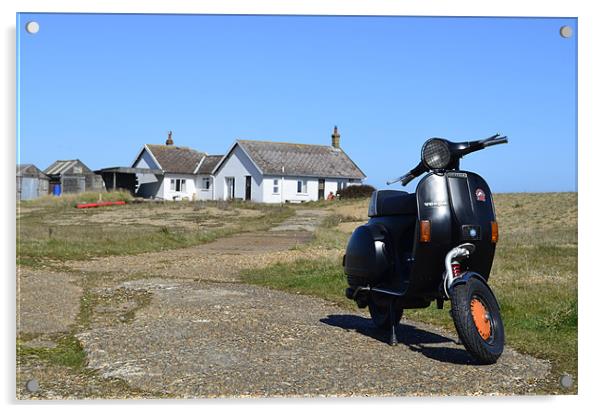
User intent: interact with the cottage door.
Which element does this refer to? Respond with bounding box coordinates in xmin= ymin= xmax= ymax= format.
xmin=226 ymin=177 xmax=235 ymax=200
xmin=245 ymin=176 xmax=252 ymax=200
xmin=318 ymin=179 xmax=325 ymax=200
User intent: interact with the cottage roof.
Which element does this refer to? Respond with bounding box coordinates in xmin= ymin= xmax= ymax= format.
xmin=145 ymin=144 xmax=206 ymax=174
xmin=17 ymin=164 xmax=49 ymax=179
xmin=196 ymin=155 xmax=223 ymax=174
xmin=228 ymin=140 xmax=366 ymax=179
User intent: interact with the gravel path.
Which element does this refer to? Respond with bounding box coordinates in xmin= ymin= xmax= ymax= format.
xmin=18 ymin=208 xmax=552 ymax=397
xmin=66 ymin=209 xmax=332 ymax=283
xmin=17 ymin=268 xmax=82 ymax=335
xmin=77 ymin=279 xmax=549 ymax=397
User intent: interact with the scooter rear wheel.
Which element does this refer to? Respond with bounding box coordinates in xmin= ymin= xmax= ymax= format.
xmin=368 ymin=298 xmax=403 ymax=330
xmin=450 ymin=277 xmax=504 ymax=364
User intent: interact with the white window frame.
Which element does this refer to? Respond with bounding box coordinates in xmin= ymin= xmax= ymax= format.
xmin=170 ymin=178 xmax=187 ymax=193
xmin=201 ymin=177 xmax=211 ymax=190
xmin=297 ymin=179 xmax=308 ymax=194
xmin=273 ymin=179 xmax=280 ymax=194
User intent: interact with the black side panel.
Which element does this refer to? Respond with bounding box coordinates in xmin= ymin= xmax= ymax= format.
xmin=368 ymin=215 xmax=417 ymax=294
xmin=344 ymin=223 xmax=392 ymax=286
xmin=448 ymin=171 xmax=497 ymax=280
xmin=407 ymin=173 xmax=451 ymax=297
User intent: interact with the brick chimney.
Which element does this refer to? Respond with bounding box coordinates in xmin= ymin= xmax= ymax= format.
xmin=166 ymin=130 xmax=174 ymax=146
xmin=331 ymin=125 xmax=340 ymax=148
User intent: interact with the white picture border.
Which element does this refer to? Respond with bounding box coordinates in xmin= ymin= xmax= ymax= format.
xmin=2 ymin=1 xmax=598 ymax=412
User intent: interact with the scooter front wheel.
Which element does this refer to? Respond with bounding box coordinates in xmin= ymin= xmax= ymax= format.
xmin=368 ymin=298 xmax=403 ymax=330
xmin=450 ymin=277 xmax=504 ymax=364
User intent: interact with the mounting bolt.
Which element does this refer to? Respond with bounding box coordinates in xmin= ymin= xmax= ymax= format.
xmin=560 ymin=373 xmax=573 ymax=389
xmin=26 ymin=379 xmax=39 ymax=393
xmin=559 ymin=25 xmax=573 ymax=38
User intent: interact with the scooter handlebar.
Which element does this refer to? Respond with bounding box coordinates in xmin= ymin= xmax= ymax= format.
xmin=390 ymin=134 xmax=507 ymax=187
xmin=482 ymin=136 xmax=508 ymax=147
xmin=400 ymin=173 xmax=415 ymax=186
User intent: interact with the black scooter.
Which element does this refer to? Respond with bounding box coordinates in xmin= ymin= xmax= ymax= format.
xmin=343 ymin=134 xmax=508 ymax=364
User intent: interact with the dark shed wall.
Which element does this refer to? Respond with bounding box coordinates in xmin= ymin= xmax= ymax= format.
xmin=45 ymin=160 xmax=106 ymax=194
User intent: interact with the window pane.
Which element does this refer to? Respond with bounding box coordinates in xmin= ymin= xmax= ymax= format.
xmin=297 ymin=180 xmax=302 ymax=193
xmin=176 ymin=180 xmax=181 ymax=192
xmin=181 ymin=180 xmax=186 ymax=192
xmin=170 ymin=179 xmax=175 ymax=190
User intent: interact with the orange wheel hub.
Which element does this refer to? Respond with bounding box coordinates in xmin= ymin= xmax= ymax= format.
xmin=470 ymin=298 xmax=492 ymax=340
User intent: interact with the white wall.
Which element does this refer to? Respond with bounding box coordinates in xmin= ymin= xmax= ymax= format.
xmin=214 ymin=145 xmax=263 ymax=201
xmin=262 ymin=176 xmax=283 ymax=203
xmin=163 ymin=174 xmax=197 ymax=201
xmin=195 ymin=174 xmax=214 ymax=201
xmin=283 ymin=177 xmax=318 ymax=203
xmin=261 ymin=176 xmax=320 ymax=203
xmin=260 ymin=176 xmax=363 ymax=203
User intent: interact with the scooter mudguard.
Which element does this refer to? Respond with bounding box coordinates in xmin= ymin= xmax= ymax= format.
xmin=449 ymin=271 xmax=498 ymax=305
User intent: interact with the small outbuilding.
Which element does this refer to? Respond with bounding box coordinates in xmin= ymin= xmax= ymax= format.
xmin=94 ymin=166 xmax=164 ymax=195
xmin=43 ymin=159 xmax=105 ymax=195
xmin=16 ymin=164 xmax=50 ymax=200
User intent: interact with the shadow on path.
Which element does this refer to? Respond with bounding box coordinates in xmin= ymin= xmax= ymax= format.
xmin=320 ymin=314 xmax=477 ymax=365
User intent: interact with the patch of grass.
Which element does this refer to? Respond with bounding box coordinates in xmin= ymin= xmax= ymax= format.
xmin=19 ymin=190 xmax=133 ymax=210
xmin=242 ymin=259 xmax=354 ymax=310
xmin=294 ymin=213 xmax=355 ymax=251
xmin=17 ymin=203 xmax=294 ymax=264
xmin=17 ymin=334 xmax=86 ymax=369
xmin=77 ymin=286 xmax=154 ymax=328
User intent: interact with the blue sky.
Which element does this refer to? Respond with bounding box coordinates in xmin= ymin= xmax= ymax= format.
xmin=17 ymin=14 xmax=577 ymax=192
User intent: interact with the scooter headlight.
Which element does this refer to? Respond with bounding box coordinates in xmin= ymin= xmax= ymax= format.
xmin=421 ymin=138 xmax=451 ymax=170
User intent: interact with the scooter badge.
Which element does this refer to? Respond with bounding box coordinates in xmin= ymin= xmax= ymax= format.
xmin=475 ymin=188 xmax=486 ymax=202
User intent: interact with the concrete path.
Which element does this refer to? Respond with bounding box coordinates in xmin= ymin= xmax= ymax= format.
xmin=77 ymin=278 xmax=549 ymax=397
xmin=18 ymin=208 xmax=552 ymax=398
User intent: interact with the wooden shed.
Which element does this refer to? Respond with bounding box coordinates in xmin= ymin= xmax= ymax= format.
xmin=16 ymin=164 xmax=50 ymax=200
xmin=43 ymin=159 xmax=105 ymax=195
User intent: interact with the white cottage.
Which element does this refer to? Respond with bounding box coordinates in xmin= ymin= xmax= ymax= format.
xmin=212 ymin=127 xmax=366 ymax=203
xmin=131 ymin=132 xmax=223 ymax=201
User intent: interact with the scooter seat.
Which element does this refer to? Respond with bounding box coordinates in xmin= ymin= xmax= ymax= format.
xmin=369 ymin=190 xmax=417 ymax=217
